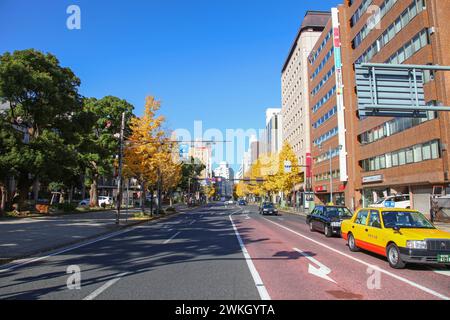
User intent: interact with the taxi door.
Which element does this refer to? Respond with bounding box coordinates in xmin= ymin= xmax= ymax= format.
xmin=351 ymin=209 xmax=370 ymax=245
xmin=365 ymin=210 xmax=387 ymax=256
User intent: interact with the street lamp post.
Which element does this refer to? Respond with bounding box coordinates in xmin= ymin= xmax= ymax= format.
xmin=116 ymin=112 xmax=125 ymax=225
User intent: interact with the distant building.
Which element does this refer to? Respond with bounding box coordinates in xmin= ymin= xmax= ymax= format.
xmin=236 ymin=151 xmax=252 ymax=182
xmin=249 ymin=135 xmax=260 ymax=164
xmin=188 ymin=140 xmax=212 ymax=184
xmin=265 ymin=108 xmax=283 ymax=155
xmin=213 ymin=161 xmax=234 ymax=197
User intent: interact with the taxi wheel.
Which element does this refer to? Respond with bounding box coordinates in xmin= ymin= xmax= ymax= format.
xmin=348 ymin=233 xmax=359 ymax=252
xmin=387 ymin=244 xmax=406 ymax=269
xmin=324 ymin=225 xmax=332 ymax=238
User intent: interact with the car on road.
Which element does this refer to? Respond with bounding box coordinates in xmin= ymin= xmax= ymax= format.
xmin=78 ymin=196 xmax=112 ymax=207
xmin=259 ymin=203 xmax=278 ymax=215
xmin=341 ymin=208 xmax=450 ymax=269
xmin=306 ymin=205 xmax=353 ymax=237
xmin=369 ymin=194 xmax=411 ymax=209
xmin=238 ymin=199 xmax=247 ymax=206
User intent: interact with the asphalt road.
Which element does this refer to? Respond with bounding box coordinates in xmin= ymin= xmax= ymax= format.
xmin=0 ymin=202 xmax=449 ymax=300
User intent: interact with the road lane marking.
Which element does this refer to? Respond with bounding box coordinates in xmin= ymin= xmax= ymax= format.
xmin=262 ymin=218 xmax=450 ymax=300
xmin=229 ymin=213 xmax=271 ymax=300
xmin=163 ymin=232 xmax=181 ymax=244
xmin=189 ymin=220 xmax=196 ymax=225
xmin=293 ymin=248 xmax=336 ymax=283
xmin=83 ymin=272 xmax=129 ymax=300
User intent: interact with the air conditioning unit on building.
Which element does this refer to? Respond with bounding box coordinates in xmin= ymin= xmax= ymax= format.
xmin=429 ymin=27 xmax=436 ymax=35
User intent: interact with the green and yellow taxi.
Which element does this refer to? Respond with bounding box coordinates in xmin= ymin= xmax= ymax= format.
xmin=341 ymin=208 xmax=450 ymax=269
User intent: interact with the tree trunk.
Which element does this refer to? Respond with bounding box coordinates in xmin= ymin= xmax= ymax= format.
xmin=149 ymin=189 xmax=154 ymax=216
xmin=59 ymin=190 xmax=65 ymax=204
xmin=0 ymin=183 xmax=7 ymax=216
xmin=32 ymin=178 xmax=40 ymax=205
xmin=68 ymin=186 xmax=73 ymax=204
xmin=140 ymin=181 xmax=146 ymax=214
xmin=157 ymin=168 xmax=162 ymax=214
xmin=89 ymin=174 xmax=99 ymax=207
xmin=17 ymin=182 xmax=31 ymax=212
xmin=81 ymin=175 xmax=86 ymax=200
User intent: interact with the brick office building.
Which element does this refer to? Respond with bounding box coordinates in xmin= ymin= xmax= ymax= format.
xmin=308 ymin=0 xmax=450 ymax=213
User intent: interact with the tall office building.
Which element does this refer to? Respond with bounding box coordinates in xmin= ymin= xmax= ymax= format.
xmin=265 ymin=108 xmax=283 ymax=155
xmin=281 ymin=10 xmax=330 ymax=195
xmin=308 ymin=0 xmax=450 ymax=213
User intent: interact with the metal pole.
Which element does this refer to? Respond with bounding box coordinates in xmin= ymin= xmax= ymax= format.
xmin=126 ymin=179 xmax=129 ymax=223
xmin=116 ymin=112 xmax=125 ymax=225
xmin=329 ymin=146 xmax=333 ymax=204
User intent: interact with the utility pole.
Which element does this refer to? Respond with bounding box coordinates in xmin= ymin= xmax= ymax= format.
xmin=116 ymin=112 xmax=125 ymax=225
xmin=329 ymin=146 xmax=333 ymax=205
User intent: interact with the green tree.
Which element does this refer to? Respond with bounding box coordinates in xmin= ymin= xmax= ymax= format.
xmin=0 ymin=49 xmax=82 ymax=210
xmin=81 ymin=96 xmax=134 ymax=207
xmin=178 ymin=157 xmax=205 ymax=197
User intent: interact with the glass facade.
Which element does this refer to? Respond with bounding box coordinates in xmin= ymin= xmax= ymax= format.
xmin=359 ymin=112 xmax=437 ymax=145
xmin=360 ymin=140 xmax=441 ymax=172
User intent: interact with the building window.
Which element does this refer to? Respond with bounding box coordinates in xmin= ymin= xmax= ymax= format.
xmin=358 ymin=111 xmax=436 ymax=145
xmin=361 ymin=140 xmax=441 ymax=172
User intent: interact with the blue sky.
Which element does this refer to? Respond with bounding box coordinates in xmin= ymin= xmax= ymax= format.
xmin=0 ymin=0 xmax=339 ymax=170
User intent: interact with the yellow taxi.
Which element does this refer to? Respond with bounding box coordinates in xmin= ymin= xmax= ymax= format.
xmin=341 ymin=208 xmax=450 ymax=269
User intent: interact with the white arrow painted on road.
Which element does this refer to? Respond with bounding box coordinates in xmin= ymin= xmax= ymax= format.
xmin=245 ymin=214 xmax=250 ymax=220
xmin=293 ymin=248 xmax=336 ymax=284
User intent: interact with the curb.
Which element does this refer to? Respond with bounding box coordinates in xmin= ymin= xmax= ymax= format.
xmin=0 ymin=206 xmax=192 ymax=266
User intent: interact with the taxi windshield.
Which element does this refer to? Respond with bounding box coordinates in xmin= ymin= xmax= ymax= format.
xmin=381 ymin=211 xmax=435 ymax=229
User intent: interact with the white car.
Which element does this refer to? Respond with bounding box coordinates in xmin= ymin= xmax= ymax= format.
xmin=79 ymin=196 xmax=112 ymax=207
xmin=369 ymin=194 xmax=410 ymax=209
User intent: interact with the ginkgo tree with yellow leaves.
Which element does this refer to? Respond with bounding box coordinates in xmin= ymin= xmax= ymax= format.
xmin=239 ymin=142 xmax=303 ymax=204
xmin=123 ymin=96 xmax=181 ymax=214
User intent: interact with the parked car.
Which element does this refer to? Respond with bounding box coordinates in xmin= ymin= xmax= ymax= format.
xmin=259 ymin=203 xmax=278 ymax=215
xmin=78 ymin=196 xmax=112 ymax=207
xmin=369 ymin=194 xmax=410 ymax=209
xmin=306 ymin=205 xmax=353 ymax=237
xmin=341 ymin=208 xmax=450 ymax=269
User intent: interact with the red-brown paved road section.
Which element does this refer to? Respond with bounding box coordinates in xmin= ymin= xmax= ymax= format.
xmin=231 ymin=206 xmax=450 ymax=300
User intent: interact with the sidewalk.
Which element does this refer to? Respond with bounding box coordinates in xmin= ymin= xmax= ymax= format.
xmin=0 ymin=204 xmax=188 ymax=264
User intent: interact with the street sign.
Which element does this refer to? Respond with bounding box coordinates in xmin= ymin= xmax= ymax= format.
xmin=179 ymin=144 xmax=189 ymax=161
xmin=355 ymin=63 xmax=450 ymax=118
xmin=284 ymin=160 xmax=292 ymax=173
xmin=356 ymin=64 xmax=426 ymax=118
